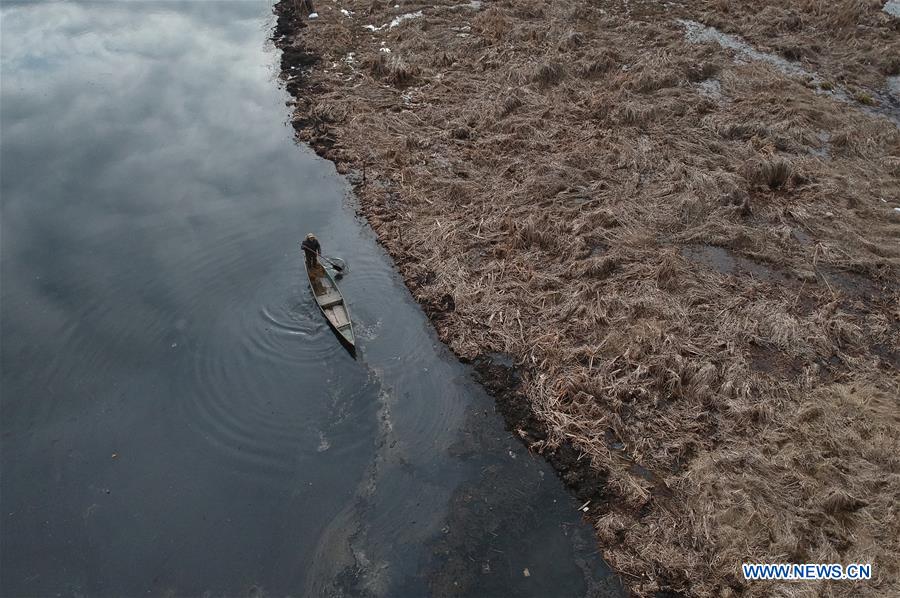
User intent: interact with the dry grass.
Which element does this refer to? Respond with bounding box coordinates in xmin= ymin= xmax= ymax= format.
xmin=532 ymin=61 xmax=566 ymax=88
xmin=745 ymin=156 xmax=794 ymax=189
xmin=278 ymin=0 xmax=900 ymax=595
xmin=364 ymin=54 xmax=420 ymax=87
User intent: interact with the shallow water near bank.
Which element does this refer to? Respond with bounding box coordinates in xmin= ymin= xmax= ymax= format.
xmin=0 ymin=1 xmax=620 ymax=596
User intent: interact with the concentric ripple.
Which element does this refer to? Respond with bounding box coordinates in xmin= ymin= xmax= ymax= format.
xmin=176 ymin=265 xmax=366 ymax=484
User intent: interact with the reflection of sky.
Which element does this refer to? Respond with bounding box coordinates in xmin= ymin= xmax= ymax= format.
xmin=0 ymin=2 xmax=373 ymax=594
xmin=2 ymin=1 xmax=292 ymax=218
xmin=0 ymin=0 xmax=336 ymax=400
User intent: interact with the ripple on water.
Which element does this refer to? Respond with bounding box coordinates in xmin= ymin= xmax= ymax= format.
xmin=257 ymin=302 xmax=344 ymax=363
xmin=177 ymin=288 xmax=364 ymax=483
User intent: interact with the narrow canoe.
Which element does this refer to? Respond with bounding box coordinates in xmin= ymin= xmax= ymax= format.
xmin=304 ymin=255 xmax=356 ymax=356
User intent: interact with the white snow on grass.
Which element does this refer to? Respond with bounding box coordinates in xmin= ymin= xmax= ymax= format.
xmin=389 ymin=10 xmax=422 ymax=28
xmin=365 ymin=10 xmax=423 ymax=32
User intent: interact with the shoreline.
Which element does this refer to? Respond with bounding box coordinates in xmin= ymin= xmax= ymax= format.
xmin=272 ymin=0 xmax=900 ymax=595
xmin=274 ymin=0 xmax=616 ymax=537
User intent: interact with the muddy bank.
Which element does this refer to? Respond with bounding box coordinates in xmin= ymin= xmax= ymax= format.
xmin=273 ymin=0 xmax=900 ymax=595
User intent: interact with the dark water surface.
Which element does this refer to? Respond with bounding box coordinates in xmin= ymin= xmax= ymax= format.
xmin=0 ymin=2 xmax=620 ymax=596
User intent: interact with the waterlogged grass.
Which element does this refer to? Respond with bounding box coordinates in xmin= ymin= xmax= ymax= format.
xmin=854 ymin=90 xmax=877 ymax=106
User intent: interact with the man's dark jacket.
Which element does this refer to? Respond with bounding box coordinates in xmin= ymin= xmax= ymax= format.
xmin=301 ymin=238 xmax=321 ymax=259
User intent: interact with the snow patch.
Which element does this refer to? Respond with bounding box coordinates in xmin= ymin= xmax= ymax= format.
xmin=389 ymin=11 xmax=423 ymax=28
xmin=365 ymin=10 xmax=423 ymax=31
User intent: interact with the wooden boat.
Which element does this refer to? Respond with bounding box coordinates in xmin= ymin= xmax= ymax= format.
xmin=304 ymin=256 xmax=356 ymax=355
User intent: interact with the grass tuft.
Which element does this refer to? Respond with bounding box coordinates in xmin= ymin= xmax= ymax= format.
xmin=532 ymin=62 xmax=566 ymax=88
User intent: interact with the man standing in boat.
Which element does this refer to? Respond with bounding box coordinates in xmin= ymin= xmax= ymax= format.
xmin=301 ymin=233 xmax=321 ymax=268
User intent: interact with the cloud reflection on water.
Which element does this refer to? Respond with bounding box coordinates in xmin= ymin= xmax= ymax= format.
xmin=1 ymin=0 xmax=326 ymax=396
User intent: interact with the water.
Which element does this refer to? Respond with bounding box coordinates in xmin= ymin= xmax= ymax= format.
xmin=680 ymin=245 xmax=881 ymax=299
xmin=680 ymin=245 xmax=791 ymax=284
xmin=0 ymin=1 xmax=620 ymax=596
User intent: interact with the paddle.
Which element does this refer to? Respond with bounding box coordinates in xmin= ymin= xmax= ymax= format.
xmin=318 ymin=253 xmax=345 ymax=272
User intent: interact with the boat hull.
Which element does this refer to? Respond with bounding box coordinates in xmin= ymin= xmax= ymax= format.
xmin=304 ymin=256 xmax=356 ymax=356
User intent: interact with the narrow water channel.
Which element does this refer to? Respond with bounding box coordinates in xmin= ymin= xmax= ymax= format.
xmin=0 ymin=1 xmax=620 ymax=596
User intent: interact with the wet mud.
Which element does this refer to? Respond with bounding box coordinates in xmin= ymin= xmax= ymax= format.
xmin=472 ymin=354 xmax=610 ymax=509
